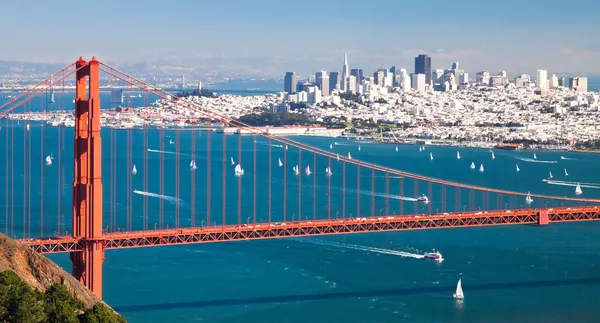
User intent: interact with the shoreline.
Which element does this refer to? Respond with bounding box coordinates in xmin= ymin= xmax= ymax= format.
xmin=4 ymin=117 xmax=588 ymax=154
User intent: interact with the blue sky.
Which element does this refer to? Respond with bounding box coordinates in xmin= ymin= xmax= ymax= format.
xmin=1 ymin=0 xmax=599 ymax=75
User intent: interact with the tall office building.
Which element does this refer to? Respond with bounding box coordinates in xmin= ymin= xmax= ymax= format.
xmin=569 ymin=77 xmax=588 ymax=92
xmin=415 ymin=54 xmax=432 ymax=85
xmin=350 ymin=68 xmax=363 ymax=84
xmin=347 ymin=75 xmax=357 ymax=94
xmin=284 ymin=72 xmax=297 ymax=94
xmin=412 ymin=74 xmax=426 ymax=92
xmin=341 ymin=53 xmax=349 ymax=92
xmin=315 ymin=71 xmax=330 ymax=96
xmin=536 ymin=70 xmax=548 ymax=90
xmin=329 ymin=71 xmax=340 ymax=91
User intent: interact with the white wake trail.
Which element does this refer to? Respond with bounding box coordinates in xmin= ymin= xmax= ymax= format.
xmin=147 ymin=148 xmax=188 ymax=156
xmin=514 ymin=157 xmax=557 ymax=164
xmin=298 ymin=238 xmax=425 ymax=259
xmin=543 ymin=180 xmax=600 ymax=190
xmin=133 ymin=190 xmax=184 ymax=205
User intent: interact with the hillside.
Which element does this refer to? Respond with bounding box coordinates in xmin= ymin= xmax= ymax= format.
xmin=0 ymin=233 xmax=126 ymax=322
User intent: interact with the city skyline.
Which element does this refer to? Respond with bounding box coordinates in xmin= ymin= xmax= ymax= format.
xmin=1 ymin=0 xmax=599 ymax=76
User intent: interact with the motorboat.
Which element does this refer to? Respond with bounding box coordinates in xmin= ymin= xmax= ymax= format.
xmin=423 ymin=249 xmax=443 ymax=261
xmin=417 ymin=194 xmax=429 ymax=203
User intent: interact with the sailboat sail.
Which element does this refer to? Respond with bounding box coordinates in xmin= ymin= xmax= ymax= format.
xmin=526 ymin=192 xmax=533 ymax=204
xmin=190 ymin=160 xmax=197 ymax=170
xmin=533 ymin=153 xmax=537 ymax=159
xmin=516 ymin=164 xmax=520 ymax=172
xmin=549 ymin=171 xmax=553 ymax=179
xmin=305 ymin=165 xmax=311 ymax=175
xmin=293 ymin=165 xmax=299 ymax=175
xmin=325 ymin=167 xmax=332 ymax=175
xmin=457 ymin=151 xmax=460 ymax=159
xmin=329 ymin=144 xmax=333 ymax=149
xmin=453 ymin=279 xmax=464 ymax=299
xmin=132 ymin=165 xmax=137 ymax=175
xmin=45 ymin=155 xmax=52 ymax=166
xmin=479 ymin=164 xmax=484 ymax=172
xmin=429 ymin=152 xmax=433 ymax=160
xmin=231 ymin=157 xmax=235 ymax=165
xmin=358 ymin=146 xmax=361 ymax=151
xmin=564 ymin=168 xmax=568 ymax=176
xmin=395 ymin=146 xmax=398 ymax=152
xmin=348 ymin=152 xmax=352 ymax=159
xmin=278 ymin=158 xmax=283 ymax=167
xmin=470 ymin=162 xmax=475 ymax=169
xmin=49 ymin=88 xmax=55 ymax=103
xmin=575 ymin=183 xmax=582 ymax=195
xmin=491 ymin=151 xmax=495 ymax=160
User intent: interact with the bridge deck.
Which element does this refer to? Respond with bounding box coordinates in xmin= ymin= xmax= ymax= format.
xmin=20 ymin=206 xmax=600 ymax=254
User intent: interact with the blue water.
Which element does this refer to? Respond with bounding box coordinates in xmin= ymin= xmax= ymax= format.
xmin=1 ymin=93 xmax=600 ymax=322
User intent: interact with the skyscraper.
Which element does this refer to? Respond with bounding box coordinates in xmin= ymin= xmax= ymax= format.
xmin=350 ymin=68 xmax=363 ymax=84
xmin=284 ymin=72 xmax=297 ymax=94
xmin=536 ymin=70 xmax=548 ymax=90
xmin=315 ymin=71 xmax=330 ymax=96
xmin=414 ymin=54 xmax=432 ymax=85
xmin=329 ymin=71 xmax=340 ymax=91
xmin=341 ymin=53 xmax=349 ymax=92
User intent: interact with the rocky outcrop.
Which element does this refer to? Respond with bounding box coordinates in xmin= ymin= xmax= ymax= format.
xmin=0 ymin=233 xmax=103 ymax=308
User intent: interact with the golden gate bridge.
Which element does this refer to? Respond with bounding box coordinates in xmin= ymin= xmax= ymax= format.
xmin=0 ymin=57 xmax=599 ymax=299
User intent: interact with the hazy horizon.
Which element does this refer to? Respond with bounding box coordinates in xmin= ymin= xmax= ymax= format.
xmin=1 ymin=0 xmax=599 ymax=78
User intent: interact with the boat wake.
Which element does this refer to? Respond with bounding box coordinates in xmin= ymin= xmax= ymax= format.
xmin=147 ymin=148 xmax=188 ymax=156
xmin=543 ymin=179 xmax=600 ymax=190
xmin=133 ymin=190 xmax=184 ymax=205
xmin=514 ymin=157 xmax=557 ymax=164
xmin=560 ymin=156 xmax=576 ymax=160
xmin=296 ymin=238 xmax=425 ymax=259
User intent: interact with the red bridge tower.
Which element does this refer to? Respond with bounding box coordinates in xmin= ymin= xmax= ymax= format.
xmin=69 ymin=57 xmax=104 ymax=298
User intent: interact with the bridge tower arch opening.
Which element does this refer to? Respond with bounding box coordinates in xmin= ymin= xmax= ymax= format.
xmin=70 ymin=57 xmax=104 ymax=298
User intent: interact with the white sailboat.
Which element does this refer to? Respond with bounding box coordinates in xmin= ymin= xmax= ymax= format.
xmin=285 ymin=145 xmax=288 ymax=150
xmin=231 ymin=157 xmax=235 ymax=166
xmin=395 ymin=146 xmax=398 ymax=152
xmin=479 ymin=164 xmax=484 ymax=172
xmin=45 ymin=155 xmax=52 ymax=166
xmin=305 ymin=165 xmax=312 ymax=175
xmin=419 ymin=146 xmax=423 ymax=152
xmin=533 ymin=153 xmax=537 ymax=159
xmin=453 ymin=279 xmax=464 ymax=299
xmin=26 ymin=124 xmax=30 ymax=131
xmin=516 ymin=164 xmax=520 ymax=172
xmin=456 ymin=151 xmax=460 ymax=159
xmin=132 ymin=165 xmax=137 ymax=175
xmin=549 ymin=171 xmax=553 ymax=179
xmin=429 ymin=152 xmax=433 ymax=160
xmin=526 ymin=192 xmax=533 ymax=204
xmin=169 ymin=139 xmax=174 ymax=145
xmin=190 ymin=160 xmax=197 ymax=171
xmin=470 ymin=162 xmax=475 ymax=169
xmin=358 ymin=145 xmax=361 ymax=151
xmin=234 ymin=164 xmax=244 ymax=176
xmin=329 ymin=143 xmax=333 ymax=149
xmin=348 ymin=152 xmax=352 ymax=160
xmin=491 ymin=151 xmax=495 ymax=160
xmin=278 ymin=158 xmax=283 ymax=167
xmin=292 ymin=165 xmax=299 ymax=175
xmin=325 ymin=167 xmax=332 ymax=176
xmin=564 ymin=168 xmax=568 ymax=176
xmin=336 ymin=154 xmax=340 ymax=161
xmin=575 ymin=183 xmax=582 ymax=195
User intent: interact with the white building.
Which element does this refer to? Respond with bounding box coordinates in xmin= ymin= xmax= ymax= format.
xmin=536 ymin=69 xmax=548 ymax=90
xmin=412 ymin=73 xmax=426 ymax=92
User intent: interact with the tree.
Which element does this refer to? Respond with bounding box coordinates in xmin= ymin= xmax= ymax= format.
xmin=81 ymin=303 xmax=127 ymax=323
xmin=44 ymin=283 xmax=85 ymax=323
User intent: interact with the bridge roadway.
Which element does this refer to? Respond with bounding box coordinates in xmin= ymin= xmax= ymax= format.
xmin=20 ymin=206 xmax=600 ymax=254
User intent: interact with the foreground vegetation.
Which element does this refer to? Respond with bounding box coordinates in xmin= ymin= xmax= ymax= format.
xmin=0 ymin=270 xmax=126 ymax=323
